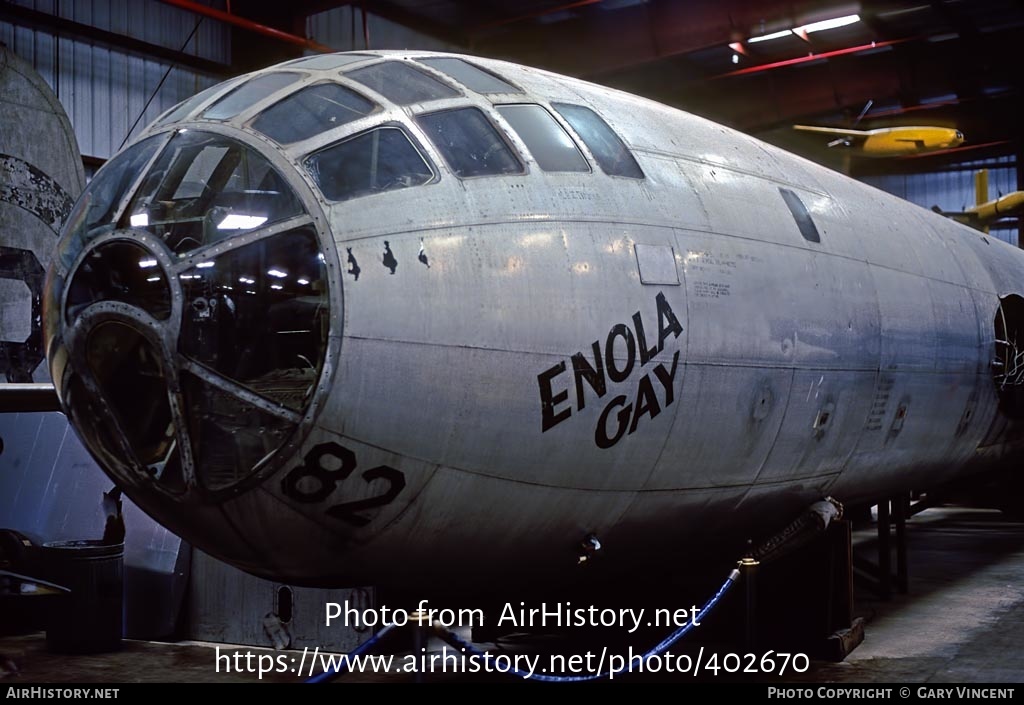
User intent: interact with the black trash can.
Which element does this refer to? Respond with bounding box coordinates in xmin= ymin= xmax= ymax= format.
xmin=41 ymin=540 xmax=124 ymax=653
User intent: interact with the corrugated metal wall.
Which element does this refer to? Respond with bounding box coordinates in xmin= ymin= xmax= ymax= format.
xmin=862 ymin=155 xmax=1020 ymax=246
xmin=0 ymin=0 xmax=230 ymax=161
xmin=307 ymin=5 xmax=461 ymax=53
xmin=2 ymin=1 xmax=464 ymax=162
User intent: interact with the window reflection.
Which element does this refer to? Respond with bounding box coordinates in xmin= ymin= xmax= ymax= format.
xmin=152 ymin=76 xmax=245 ymax=129
xmin=347 ymin=61 xmax=460 ymax=105
xmin=416 ymin=107 xmax=523 ymax=178
xmin=181 ymin=371 xmax=295 ymax=491
xmin=202 ymin=72 xmax=304 ymax=121
xmin=282 ymin=53 xmax=377 ymax=70
xmin=124 ymin=131 xmax=304 ymax=256
xmin=66 ymin=241 xmax=171 ymax=324
xmin=58 ymin=136 xmax=164 ymax=273
xmin=178 ymin=227 xmax=328 ymax=411
xmin=252 ymin=82 xmax=379 ymax=145
xmin=551 ymin=103 xmax=644 ymax=179
xmin=417 ymin=57 xmax=518 ymax=94
xmin=305 ymin=126 xmax=434 ymax=202
xmin=497 ymin=104 xmax=589 ymax=172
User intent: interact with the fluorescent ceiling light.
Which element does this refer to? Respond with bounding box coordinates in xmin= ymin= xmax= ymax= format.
xmin=267 ymin=269 xmax=288 ymax=278
xmin=796 ymin=14 xmax=860 ymax=34
xmin=138 ymin=258 xmax=157 ymax=269
xmin=130 ymin=213 xmax=149 ymax=227
xmin=297 ymin=278 xmax=310 ymax=285
xmin=196 ymin=261 xmax=215 ymax=269
xmin=218 ymin=214 xmax=268 ymax=230
xmin=270 ymin=284 xmax=283 ymax=290
xmin=748 ymin=29 xmax=794 ymax=43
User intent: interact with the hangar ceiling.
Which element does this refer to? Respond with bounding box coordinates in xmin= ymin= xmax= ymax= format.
xmin=3 ymin=0 xmax=1022 ymax=176
xmin=271 ymin=0 xmax=1024 ymax=176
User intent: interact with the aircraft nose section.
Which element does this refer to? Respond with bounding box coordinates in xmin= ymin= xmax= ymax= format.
xmin=42 ymin=125 xmax=341 ymax=577
xmin=50 ymin=220 xmax=335 ymax=498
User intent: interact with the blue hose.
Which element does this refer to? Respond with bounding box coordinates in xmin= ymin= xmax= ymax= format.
xmin=306 ymin=623 xmax=396 ymax=683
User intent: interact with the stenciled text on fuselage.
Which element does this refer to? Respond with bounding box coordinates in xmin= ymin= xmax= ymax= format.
xmin=537 ymin=291 xmax=683 ymax=449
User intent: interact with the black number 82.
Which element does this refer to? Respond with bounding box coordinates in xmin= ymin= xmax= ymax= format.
xmin=280 ymin=442 xmax=406 ymax=527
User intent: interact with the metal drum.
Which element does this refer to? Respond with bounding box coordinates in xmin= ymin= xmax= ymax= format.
xmin=42 ymin=540 xmax=124 ymax=653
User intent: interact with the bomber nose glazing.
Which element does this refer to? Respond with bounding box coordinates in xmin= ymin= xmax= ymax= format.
xmin=44 ymin=126 xmax=336 ymax=504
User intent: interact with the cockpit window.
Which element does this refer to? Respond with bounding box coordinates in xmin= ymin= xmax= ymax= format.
xmin=551 ymin=103 xmax=644 ymax=179
xmin=346 ymin=61 xmax=460 ymax=105
xmin=123 ymin=131 xmax=304 ymax=256
xmin=282 ymin=53 xmax=377 ymax=70
xmin=496 ymin=104 xmax=589 ymax=172
xmin=202 ymin=72 xmax=304 ymax=121
xmin=417 ymin=57 xmax=519 ymax=94
xmin=305 ymin=126 xmax=434 ymax=202
xmin=416 ymin=107 xmax=524 ymax=178
xmin=178 ymin=226 xmax=328 ymax=412
xmin=153 ymin=76 xmax=246 ymax=128
xmin=252 ymin=83 xmax=379 ymax=145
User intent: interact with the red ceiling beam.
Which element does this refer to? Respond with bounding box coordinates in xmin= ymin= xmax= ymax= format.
xmin=159 ymin=0 xmax=334 ymax=53
xmin=709 ymin=69 xmax=904 ymax=132
xmin=712 ymin=39 xmax=909 ymax=79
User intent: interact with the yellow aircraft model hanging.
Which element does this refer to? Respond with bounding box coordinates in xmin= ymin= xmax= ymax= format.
xmin=793 ymin=124 xmax=964 ymax=157
xmin=933 ymin=169 xmax=1024 ymax=233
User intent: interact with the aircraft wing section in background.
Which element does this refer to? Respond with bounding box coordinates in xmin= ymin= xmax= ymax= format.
xmin=934 ymin=191 xmax=1024 ymax=232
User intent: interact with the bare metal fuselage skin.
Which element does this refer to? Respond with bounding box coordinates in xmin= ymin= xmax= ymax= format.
xmin=45 ymin=52 xmax=1024 ymax=587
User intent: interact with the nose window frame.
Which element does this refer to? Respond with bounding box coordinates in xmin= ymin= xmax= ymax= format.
xmin=53 ymin=124 xmax=342 ymax=502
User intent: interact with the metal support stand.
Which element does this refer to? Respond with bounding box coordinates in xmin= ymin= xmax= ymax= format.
xmin=410 ymin=609 xmax=430 ymax=684
xmin=739 ymin=517 xmax=863 ymax=661
xmin=824 ymin=519 xmax=864 ymax=660
xmin=877 ymin=499 xmax=891 ymax=599
xmin=893 ymin=495 xmax=908 ymax=594
xmin=738 ymin=556 xmax=759 ymax=652
xmin=852 ymin=494 xmax=910 ymax=598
